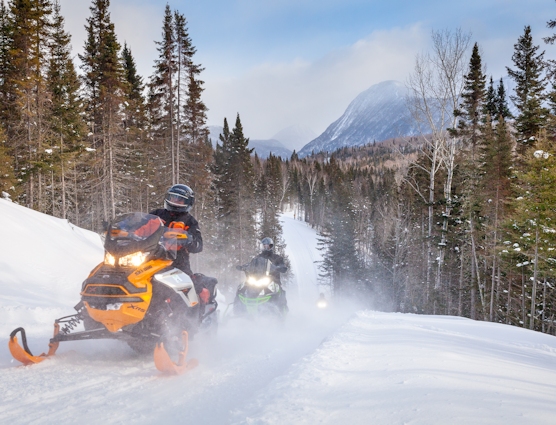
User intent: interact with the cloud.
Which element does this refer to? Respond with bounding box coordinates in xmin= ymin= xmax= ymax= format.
xmin=204 ymin=25 xmax=429 ymax=139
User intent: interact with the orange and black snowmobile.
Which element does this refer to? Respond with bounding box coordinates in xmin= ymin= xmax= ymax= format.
xmin=8 ymin=212 xmax=218 ymax=375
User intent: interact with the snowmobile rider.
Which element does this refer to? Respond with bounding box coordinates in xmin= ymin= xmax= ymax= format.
xmin=259 ymin=237 xmax=288 ymax=286
xmin=150 ymin=184 xmax=216 ymax=304
xmin=237 ymin=237 xmax=288 ymax=309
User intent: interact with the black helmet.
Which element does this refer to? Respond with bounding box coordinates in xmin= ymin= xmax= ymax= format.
xmin=164 ymin=184 xmax=194 ymax=213
xmin=261 ymin=237 xmax=274 ymax=252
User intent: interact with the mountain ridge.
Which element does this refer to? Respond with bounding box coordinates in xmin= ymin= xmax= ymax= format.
xmin=298 ymin=80 xmax=419 ymax=156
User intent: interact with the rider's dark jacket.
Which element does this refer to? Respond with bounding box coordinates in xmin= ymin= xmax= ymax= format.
xmin=255 ymin=250 xmax=287 ymax=286
xmin=149 ymin=208 xmax=202 ymax=277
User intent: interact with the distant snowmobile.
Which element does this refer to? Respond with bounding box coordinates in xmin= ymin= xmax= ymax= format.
xmin=8 ymin=212 xmax=218 ymax=375
xmin=316 ymin=293 xmax=328 ymax=309
xmin=232 ymin=256 xmax=288 ymax=318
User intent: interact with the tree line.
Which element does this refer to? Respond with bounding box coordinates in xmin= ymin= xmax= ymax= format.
xmin=3 ymin=0 xmax=556 ymax=335
xmin=286 ymin=22 xmax=556 ymax=335
xmin=0 ymin=0 xmax=291 ymax=298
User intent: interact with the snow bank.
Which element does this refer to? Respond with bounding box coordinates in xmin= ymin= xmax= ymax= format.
xmin=0 ymin=199 xmax=103 ymax=333
xmin=238 ymin=311 xmax=556 ymax=425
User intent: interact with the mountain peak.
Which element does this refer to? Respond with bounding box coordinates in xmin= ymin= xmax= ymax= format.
xmin=298 ymin=80 xmax=418 ymax=156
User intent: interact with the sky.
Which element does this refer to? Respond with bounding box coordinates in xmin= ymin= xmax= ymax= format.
xmin=59 ymin=0 xmax=556 ymax=139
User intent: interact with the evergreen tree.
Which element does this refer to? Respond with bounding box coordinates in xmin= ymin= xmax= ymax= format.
xmin=455 ymin=42 xmax=486 ymax=158
xmin=507 ymin=26 xmax=548 ymax=155
xmin=121 ymin=42 xmax=144 ymax=105
xmin=0 ymin=1 xmax=14 ymax=125
xmin=47 ymin=0 xmax=87 ymax=220
xmin=495 ymin=78 xmax=512 ymax=120
xmin=484 ymin=77 xmax=497 ymax=118
xmin=212 ymin=115 xmax=256 ymax=287
xmin=173 ymin=10 xmax=193 ymax=181
xmin=5 ymin=0 xmax=53 ymax=210
xmin=481 ymin=114 xmax=513 ymax=321
xmin=121 ymin=42 xmax=150 ymax=212
xmin=503 ymin=135 xmax=556 ymax=330
xmin=80 ymin=0 xmax=127 ymax=227
xmin=318 ymin=157 xmax=365 ymax=296
xmin=0 ymin=125 xmax=16 ymax=198
xmin=258 ymin=154 xmax=287 ymax=259
xmin=149 ymin=4 xmax=177 ymax=188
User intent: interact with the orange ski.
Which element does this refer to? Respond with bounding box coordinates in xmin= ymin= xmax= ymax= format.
xmin=154 ymin=331 xmax=198 ymax=375
xmin=8 ymin=324 xmax=60 ymax=365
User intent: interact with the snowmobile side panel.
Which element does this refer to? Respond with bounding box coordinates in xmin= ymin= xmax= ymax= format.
xmin=154 ymin=268 xmax=199 ymax=307
xmin=153 ymin=331 xmax=198 ymax=375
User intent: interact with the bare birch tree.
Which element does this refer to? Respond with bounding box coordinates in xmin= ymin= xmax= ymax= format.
xmin=406 ymin=29 xmax=471 ymax=306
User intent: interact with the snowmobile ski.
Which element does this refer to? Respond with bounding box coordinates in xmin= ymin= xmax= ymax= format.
xmin=8 ymin=324 xmax=60 ymax=365
xmin=153 ymin=331 xmax=198 ymax=375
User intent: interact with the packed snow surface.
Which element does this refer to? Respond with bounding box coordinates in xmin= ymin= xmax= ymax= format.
xmin=1 ymin=199 xmax=556 ymax=424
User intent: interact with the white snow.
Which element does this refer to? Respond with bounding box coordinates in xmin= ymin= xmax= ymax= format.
xmin=1 ymin=199 xmax=556 ymax=424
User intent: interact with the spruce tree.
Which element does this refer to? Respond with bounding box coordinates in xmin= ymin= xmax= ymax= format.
xmin=481 ymin=113 xmax=513 ymax=321
xmin=456 ymin=42 xmax=486 ymax=158
xmin=484 ymin=76 xmax=497 ymax=118
xmin=318 ymin=157 xmax=364 ymax=296
xmin=173 ymin=11 xmax=193 ymax=181
xmin=0 ymin=125 xmax=16 ymax=198
xmin=503 ymin=135 xmax=556 ymax=329
xmin=47 ymin=0 xmax=86 ymax=220
xmin=5 ymin=0 xmax=53 ymax=211
xmin=258 ymin=154 xmax=287 ymax=260
xmin=0 ymin=1 xmax=14 ymax=126
xmin=507 ymin=26 xmax=548 ymax=155
xmin=149 ymin=4 xmax=177 ymax=188
xmin=212 ymin=115 xmax=256 ymax=287
xmin=121 ymin=42 xmax=150 ymax=212
xmin=495 ymin=78 xmax=512 ymax=121
xmin=80 ymin=0 xmax=127 ymax=227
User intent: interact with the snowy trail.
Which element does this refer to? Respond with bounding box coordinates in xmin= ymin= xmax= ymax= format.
xmin=0 ymin=308 xmax=349 ymax=425
xmin=281 ymin=211 xmax=322 ymax=302
xmin=0 ymin=202 xmax=338 ymax=424
xmin=2 ymin=201 xmax=556 ymax=424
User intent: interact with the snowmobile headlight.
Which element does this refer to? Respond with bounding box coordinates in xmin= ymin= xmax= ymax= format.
xmin=104 ymin=252 xmax=116 ymax=266
xmin=118 ymin=251 xmax=148 ymax=267
xmin=317 ymin=300 xmax=328 ymax=309
xmin=247 ymin=276 xmax=270 ymax=287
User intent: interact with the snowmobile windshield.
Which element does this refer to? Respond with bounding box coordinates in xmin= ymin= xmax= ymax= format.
xmin=105 ymin=213 xmax=165 ymax=257
xmin=245 ymin=256 xmax=271 ymax=278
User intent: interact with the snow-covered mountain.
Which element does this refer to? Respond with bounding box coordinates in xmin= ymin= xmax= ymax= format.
xmin=298 ymin=80 xmax=419 ymax=157
xmin=2 ymin=200 xmax=556 ymax=424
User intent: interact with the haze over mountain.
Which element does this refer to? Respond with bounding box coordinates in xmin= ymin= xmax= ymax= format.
xmin=208 ymin=125 xmax=292 ymax=159
xmin=298 ymin=80 xmax=417 ymax=157
xmin=271 ymin=125 xmax=318 ymax=152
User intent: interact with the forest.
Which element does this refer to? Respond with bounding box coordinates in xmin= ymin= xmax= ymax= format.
xmin=1 ymin=0 xmax=556 ymax=335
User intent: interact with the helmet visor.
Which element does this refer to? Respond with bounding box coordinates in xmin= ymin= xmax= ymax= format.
xmin=166 ymin=193 xmax=188 ymax=206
